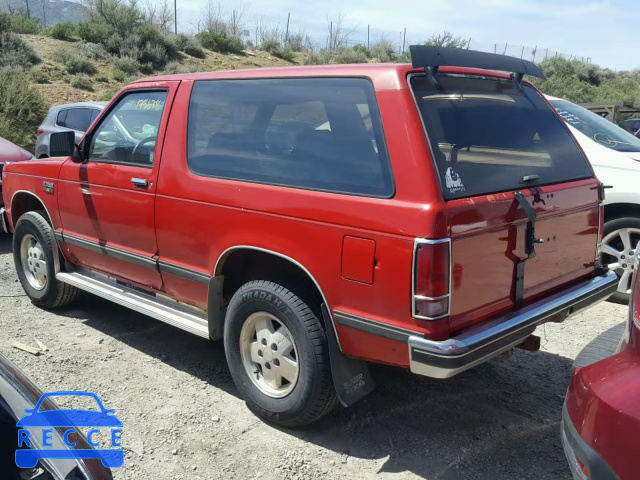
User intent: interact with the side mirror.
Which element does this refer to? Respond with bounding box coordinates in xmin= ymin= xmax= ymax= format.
xmin=49 ymin=131 xmax=80 ymax=161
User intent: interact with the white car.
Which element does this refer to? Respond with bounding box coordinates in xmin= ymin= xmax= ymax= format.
xmin=548 ymin=95 xmax=640 ymax=303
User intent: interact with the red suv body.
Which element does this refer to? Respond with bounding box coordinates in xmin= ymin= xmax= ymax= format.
xmin=1 ymin=48 xmax=619 ymax=426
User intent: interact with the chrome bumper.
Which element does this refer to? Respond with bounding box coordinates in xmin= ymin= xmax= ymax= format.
xmin=409 ymin=271 xmax=619 ymax=379
xmin=0 ymin=207 xmax=7 ymax=234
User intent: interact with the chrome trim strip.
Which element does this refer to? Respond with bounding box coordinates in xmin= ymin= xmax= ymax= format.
xmin=60 ymin=233 xmax=158 ymax=270
xmin=0 ymin=207 xmax=7 ymax=234
xmin=409 ymin=271 xmax=618 ymax=379
xmin=334 ymin=310 xmax=420 ymax=344
xmin=158 ymin=261 xmax=210 ymax=285
xmin=57 ymin=268 xmax=209 ymax=338
xmin=411 ymin=237 xmax=452 ymax=321
xmin=215 ymin=245 xmax=342 ymax=350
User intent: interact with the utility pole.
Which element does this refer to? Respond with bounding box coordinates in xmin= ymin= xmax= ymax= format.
xmin=329 ymin=21 xmax=333 ymax=50
xmin=42 ymin=1 xmax=46 ymax=27
xmin=367 ymin=24 xmax=370 ymax=50
xmin=285 ymin=13 xmax=290 ymax=45
xmin=402 ymin=27 xmax=406 ymax=54
xmin=174 ymin=0 xmax=177 ymax=34
xmin=398 ymin=31 xmax=401 ymax=54
xmin=25 ymin=0 xmax=30 ymax=19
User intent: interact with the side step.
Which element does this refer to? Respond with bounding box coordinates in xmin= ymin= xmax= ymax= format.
xmin=56 ymin=270 xmax=210 ymax=339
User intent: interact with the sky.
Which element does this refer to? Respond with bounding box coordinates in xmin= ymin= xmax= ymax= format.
xmin=172 ymin=0 xmax=640 ymax=71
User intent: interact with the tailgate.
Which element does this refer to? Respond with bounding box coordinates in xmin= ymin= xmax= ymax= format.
xmin=447 ymin=179 xmax=600 ymax=332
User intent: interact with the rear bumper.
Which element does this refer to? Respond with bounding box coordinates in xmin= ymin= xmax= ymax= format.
xmin=409 ymin=271 xmax=618 ymax=378
xmin=561 ymin=404 xmax=618 ymax=480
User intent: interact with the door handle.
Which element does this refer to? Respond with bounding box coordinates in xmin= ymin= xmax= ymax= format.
xmin=131 ymin=178 xmax=148 ymax=189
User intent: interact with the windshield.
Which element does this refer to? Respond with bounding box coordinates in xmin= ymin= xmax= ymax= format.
xmin=410 ymin=75 xmax=592 ymax=200
xmin=550 ymin=99 xmax=640 ymax=153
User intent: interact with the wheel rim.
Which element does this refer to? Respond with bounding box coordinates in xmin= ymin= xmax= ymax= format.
xmin=239 ymin=312 xmax=299 ymax=399
xmin=601 ymin=227 xmax=640 ymax=295
xmin=20 ymin=233 xmax=47 ymax=291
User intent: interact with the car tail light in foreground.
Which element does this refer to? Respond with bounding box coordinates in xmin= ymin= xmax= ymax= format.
xmin=36 ymin=129 xmax=44 ymax=136
xmin=412 ymin=239 xmax=451 ymax=320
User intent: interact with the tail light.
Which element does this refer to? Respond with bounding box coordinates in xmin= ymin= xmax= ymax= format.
xmin=36 ymin=129 xmax=44 ymax=136
xmin=412 ymin=238 xmax=451 ymax=320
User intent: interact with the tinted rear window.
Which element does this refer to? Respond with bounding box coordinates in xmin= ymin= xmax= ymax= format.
xmin=410 ymin=75 xmax=592 ymax=200
xmin=59 ymin=108 xmax=94 ymax=132
xmin=187 ymin=78 xmax=393 ymax=197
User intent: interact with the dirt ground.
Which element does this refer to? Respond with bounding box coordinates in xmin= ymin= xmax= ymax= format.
xmin=0 ymin=232 xmax=627 ymax=479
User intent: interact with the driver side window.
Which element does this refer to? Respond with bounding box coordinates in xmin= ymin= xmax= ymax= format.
xmin=89 ymin=90 xmax=168 ymax=167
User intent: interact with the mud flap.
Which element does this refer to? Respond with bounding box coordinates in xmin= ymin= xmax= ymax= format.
xmin=321 ymin=303 xmax=375 ymax=407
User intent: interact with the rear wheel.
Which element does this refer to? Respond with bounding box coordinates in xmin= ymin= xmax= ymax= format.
xmin=13 ymin=211 xmax=80 ymax=308
xmin=601 ymin=217 xmax=640 ymax=304
xmin=224 ymin=280 xmax=338 ymax=427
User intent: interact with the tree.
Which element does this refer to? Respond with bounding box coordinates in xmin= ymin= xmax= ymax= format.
xmin=143 ymin=0 xmax=174 ymax=32
xmin=326 ymin=13 xmax=355 ymax=50
xmin=424 ymin=31 xmax=469 ymax=49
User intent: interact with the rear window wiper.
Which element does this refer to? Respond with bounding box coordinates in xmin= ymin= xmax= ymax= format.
xmin=521 ymin=174 xmax=540 ymax=183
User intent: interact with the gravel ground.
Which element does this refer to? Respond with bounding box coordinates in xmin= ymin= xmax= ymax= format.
xmin=0 ymin=233 xmax=627 ymax=480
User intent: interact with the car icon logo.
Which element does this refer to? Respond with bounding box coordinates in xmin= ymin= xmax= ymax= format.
xmin=15 ymin=391 xmax=124 ymax=469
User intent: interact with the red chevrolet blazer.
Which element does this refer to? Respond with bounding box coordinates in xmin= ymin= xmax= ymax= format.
xmin=0 ymin=47 xmax=618 ymax=427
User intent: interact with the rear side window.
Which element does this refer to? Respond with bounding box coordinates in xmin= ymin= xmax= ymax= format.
xmin=187 ymin=78 xmax=393 ymax=197
xmin=59 ymin=108 xmax=94 ymax=132
xmin=410 ymin=75 xmax=593 ymax=200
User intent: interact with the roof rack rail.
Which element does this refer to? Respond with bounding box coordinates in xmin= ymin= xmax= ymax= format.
xmin=409 ymin=46 xmax=546 ymax=84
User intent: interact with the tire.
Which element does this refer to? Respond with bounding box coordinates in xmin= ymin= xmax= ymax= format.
xmin=574 ymin=323 xmax=626 ymax=368
xmin=224 ymin=280 xmax=338 ymax=427
xmin=13 ymin=211 xmax=80 ymax=309
xmin=601 ymin=216 xmax=640 ymax=305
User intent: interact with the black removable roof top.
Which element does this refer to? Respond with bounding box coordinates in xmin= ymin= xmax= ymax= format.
xmin=409 ymin=46 xmax=545 ymax=80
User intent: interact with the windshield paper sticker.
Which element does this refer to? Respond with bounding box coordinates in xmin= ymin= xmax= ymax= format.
xmin=15 ymin=391 xmax=124 ymax=469
xmin=445 ymin=167 xmax=466 ymax=194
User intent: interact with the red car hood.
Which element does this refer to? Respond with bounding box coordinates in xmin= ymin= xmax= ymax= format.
xmin=0 ymin=137 xmax=33 ymax=163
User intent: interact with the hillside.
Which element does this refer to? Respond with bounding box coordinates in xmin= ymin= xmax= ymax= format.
xmin=21 ymin=34 xmax=304 ymax=105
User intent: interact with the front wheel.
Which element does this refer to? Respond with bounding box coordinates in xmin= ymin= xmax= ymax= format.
xmin=224 ymin=280 xmax=338 ymax=427
xmin=601 ymin=217 xmax=640 ymax=305
xmin=13 ymin=211 xmax=80 ymax=308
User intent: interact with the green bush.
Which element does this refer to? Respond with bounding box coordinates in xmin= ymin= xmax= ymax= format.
xmin=6 ymin=14 xmax=40 ymax=34
xmin=370 ymin=41 xmax=395 ymax=63
xmin=31 ymin=67 xmax=51 ymax=84
xmin=64 ymin=54 xmax=97 ymax=75
xmin=0 ymin=13 xmax=10 ymax=34
xmin=78 ymin=42 xmax=110 ymax=61
xmin=98 ymin=89 xmax=117 ymax=101
xmin=0 ymin=33 xmax=40 ymax=68
xmin=196 ymin=30 xmax=244 ymax=54
xmin=48 ymin=21 xmax=76 ymax=40
xmin=139 ymin=62 xmax=153 ymax=74
xmin=0 ymin=68 xmax=48 ymax=150
xmin=95 ymin=74 xmax=109 ymax=83
xmin=77 ymin=21 xmax=114 ymax=44
xmin=112 ymin=55 xmax=139 ymax=74
xmin=112 ymin=69 xmax=126 ymax=82
xmin=71 ymin=74 xmax=94 ymax=91
xmin=305 ymin=47 xmax=368 ymax=65
xmin=261 ymin=39 xmax=295 ymax=62
xmin=176 ymin=35 xmax=206 ymax=59
xmin=352 ymin=44 xmax=371 ymax=59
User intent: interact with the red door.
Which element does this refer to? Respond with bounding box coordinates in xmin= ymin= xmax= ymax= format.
xmin=57 ymin=82 xmax=179 ymax=289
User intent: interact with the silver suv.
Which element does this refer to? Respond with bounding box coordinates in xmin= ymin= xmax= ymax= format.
xmin=35 ymin=101 xmax=106 ymax=158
